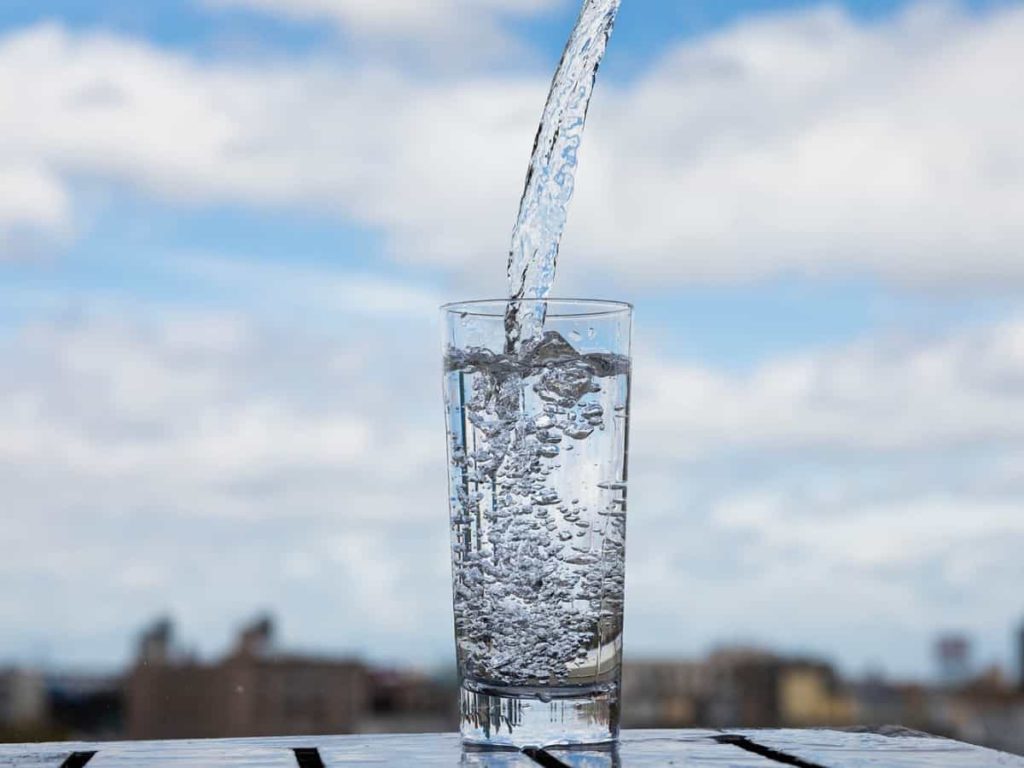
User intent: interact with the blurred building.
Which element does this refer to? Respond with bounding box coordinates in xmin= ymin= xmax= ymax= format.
xmin=928 ymin=670 xmax=1024 ymax=755
xmin=775 ymin=660 xmax=857 ymax=727
xmin=1017 ymin=621 xmax=1024 ymax=691
xmin=935 ymin=634 xmax=973 ymax=687
xmin=0 ymin=668 xmax=46 ymax=730
xmin=1 ymin=667 xmax=123 ymax=742
xmin=849 ymin=675 xmax=931 ymax=732
xmin=622 ymin=649 xmax=855 ymax=730
xmin=361 ymin=668 xmax=457 ymax=733
xmin=709 ymin=649 xmax=856 ymax=727
xmin=6 ymin=617 xmax=1024 ymax=754
xmin=125 ymin=616 xmax=367 ymax=739
xmin=46 ymin=672 xmax=123 ymax=739
xmin=620 ymin=645 xmax=1022 ymax=755
xmin=621 ymin=661 xmax=712 ymax=727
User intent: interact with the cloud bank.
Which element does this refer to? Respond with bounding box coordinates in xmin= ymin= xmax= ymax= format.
xmin=4 ymin=307 xmax=1023 ymax=671
xmin=1 ymin=3 xmax=1023 ymax=287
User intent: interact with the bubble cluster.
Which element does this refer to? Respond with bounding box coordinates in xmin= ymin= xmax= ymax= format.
xmin=444 ymin=332 xmax=630 ymax=688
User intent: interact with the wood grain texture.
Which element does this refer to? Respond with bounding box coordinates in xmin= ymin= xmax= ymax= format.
xmin=316 ymin=733 xmax=535 ymax=765
xmin=86 ymin=739 xmax=297 ymax=767
xmin=735 ymin=729 xmax=1024 ymax=767
xmin=0 ymin=728 xmax=1020 ymax=767
xmin=548 ymin=731 xmax=777 ymax=766
xmin=0 ymin=741 xmax=94 ymax=767
xmin=0 ymin=751 xmax=72 ymax=768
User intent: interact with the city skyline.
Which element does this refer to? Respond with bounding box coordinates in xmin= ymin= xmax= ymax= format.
xmin=7 ymin=610 xmax=1024 ymax=691
xmin=4 ymin=613 xmax=1024 ymax=754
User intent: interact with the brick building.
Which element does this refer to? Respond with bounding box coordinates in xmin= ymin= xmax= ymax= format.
xmin=125 ymin=616 xmax=367 ymax=739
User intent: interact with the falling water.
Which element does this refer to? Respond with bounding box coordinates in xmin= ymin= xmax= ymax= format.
xmin=505 ymin=0 xmax=622 ymax=350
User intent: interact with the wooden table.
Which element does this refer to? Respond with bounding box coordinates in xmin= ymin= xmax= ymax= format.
xmin=2 ymin=728 xmax=1022 ymax=767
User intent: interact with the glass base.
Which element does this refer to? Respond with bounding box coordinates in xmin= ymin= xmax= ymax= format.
xmin=459 ymin=681 xmax=619 ymax=749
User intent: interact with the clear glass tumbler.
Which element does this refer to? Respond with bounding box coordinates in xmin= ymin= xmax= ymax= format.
xmin=442 ymin=299 xmax=632 ymax=748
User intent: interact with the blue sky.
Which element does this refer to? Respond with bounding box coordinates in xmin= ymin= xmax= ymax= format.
xmin=1 ymin=0 xmax=1023 ymax=681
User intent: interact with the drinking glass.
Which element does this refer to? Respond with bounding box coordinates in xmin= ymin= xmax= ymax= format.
xmin=442 ymin=299 xmax=632 ymax=747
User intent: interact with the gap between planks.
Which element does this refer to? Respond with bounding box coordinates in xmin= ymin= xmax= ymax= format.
xmin=716 ymin=735 xmax=827 ymax=768
xmin=60 ymin=753 xmax=98 ymax=768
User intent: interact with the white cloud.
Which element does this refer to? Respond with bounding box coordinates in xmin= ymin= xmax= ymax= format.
xmin=713 ymin=493 xmax=1024 ymax=572
xmin=3 ymin=299 xmax=1024 ymax=671
xmin=634 ymin=317 xmax=1024 ymax=458
xmin=0 ymin=311 xmax=437 ymax=495
xmin=2 ymin=4 xmax=1023 ymax=286
xmin=0 ymin=308 xmax=451 ymax=664
xmin=201 ymin=0 xmax=560 ymax=56
xmin=569 ymin=2 xmax=1024 ymax=285
xmin=173 ymin=255 xmax=444 ymax=317
xmin=621 ymin=317 xmax=1024 ymax=672
xmin=0 ymin=164 xmax=69 ymax=232
xmin=0 ymin=22 xmax=539 ymax=286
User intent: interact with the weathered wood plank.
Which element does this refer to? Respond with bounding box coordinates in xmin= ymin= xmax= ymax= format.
xmin=735 ymin=729 xmax=1024 ymax=767
xmin=460 ymin=750 xmax=540 ymax=768
xmin=621 ymin=730 xmax=722 ymax=741
xmin=315 ymin=733 xmax=535 ymax=765
xmin=2 ymin=729 xmax=1020 ymax=766
xmin=0 ymin=751 xmax=73 ymax=768
xmin=86 ymin=739 xmax=298 ymax=767
xmin=0 ymin=741 xmax=94 ymax=767
xmin=546 ymin=730 xmax=776 ymax=767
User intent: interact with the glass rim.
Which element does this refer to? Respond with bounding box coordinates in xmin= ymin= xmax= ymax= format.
xmin=441 ymin=298 xmax=633 ymax=319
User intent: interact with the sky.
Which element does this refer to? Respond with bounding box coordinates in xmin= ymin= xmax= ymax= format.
xmin=1 ymin=0 xmax=1023 ymax=681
